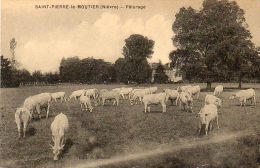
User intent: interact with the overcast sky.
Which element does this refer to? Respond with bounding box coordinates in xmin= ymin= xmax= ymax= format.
xmin=1 ymin=0 xmax=260 ymax=73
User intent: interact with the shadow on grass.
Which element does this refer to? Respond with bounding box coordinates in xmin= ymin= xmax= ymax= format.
xmin=27 ymin=126 xmax=36 ymax=137
xmin=63 ymin=138 xmax=74 ymax=155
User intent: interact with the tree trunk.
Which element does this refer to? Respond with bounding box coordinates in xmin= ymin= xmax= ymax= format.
xmin=238 ymin=74 xmax=242 ymax=89
xmin=206 ymin=81 xmax=212 ymax=91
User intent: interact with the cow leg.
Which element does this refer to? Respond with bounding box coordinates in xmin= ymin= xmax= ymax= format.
xmin=216 ymin=115 xmax=220 ymax=129
xmin=36 ymin=105 xmax=41 ymax=119
xmin=46 ymin=102 xmax=50 ymax=118
xmin=198 ymin=121 xmax=202 ymax=136
xmin=17 ymin=123 xmax=21 ymax=138
xmin=144 ymin=104 xmax=147 ymax=113
xmin=84 ymin=103 xmax=88 ymax=111
xmin=102 ymin=99 xmax=105 ymax=106
xmin=23 ymin=122 xmax=28 ymax=138
xmin=205 ymin=122 xmax=209 ymax=136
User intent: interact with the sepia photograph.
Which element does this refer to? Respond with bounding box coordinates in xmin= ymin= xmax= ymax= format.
xmin=1 ymin=0 xmax=260 ymax=167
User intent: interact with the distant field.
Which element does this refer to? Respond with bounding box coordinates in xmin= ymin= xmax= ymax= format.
xmin=0 ymin=83 xmax=260 ymax=168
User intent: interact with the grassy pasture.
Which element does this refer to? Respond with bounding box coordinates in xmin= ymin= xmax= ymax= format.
xmin=0 ymin=83 xmax=260 ymax=168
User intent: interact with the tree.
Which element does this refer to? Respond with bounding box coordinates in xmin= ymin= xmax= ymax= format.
xmin=153 ymin=61 xmax=169 ymax=83
xmin=0 ymin=55 xmax=20 ymax=87
xmin=10 ymin=38 xmax=17 ymax=69
xmin=170 ymin=0 xmax=259 ymax=89
xmin=32 ymin=71 xmax=44 ymax=83
xmin=119 ymin=34 xmax=154 ymax=84
xmin=16 ymin=69 xmax=32 ymax=85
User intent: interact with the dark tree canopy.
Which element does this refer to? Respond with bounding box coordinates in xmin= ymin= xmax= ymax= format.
xmin=123 ymin=34 xmax=154 ymax=60
xmin=170 ymin=0 xmax=259 ymax=88
xmin=59 ymin=57 xmax=116 ymax=84
xmin=118 ymin=34 xmax=154 ymax=84
xmin=153 ymin=61 xmax=169 ymax=83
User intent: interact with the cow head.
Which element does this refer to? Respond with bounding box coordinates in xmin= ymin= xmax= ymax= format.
xmin=50 ymin=143 xmax=64 ymax=161
xmin=215 ymin=98 xmax=222 ymax=107
xmin=198 ymin=112 xmax=208 ymax=125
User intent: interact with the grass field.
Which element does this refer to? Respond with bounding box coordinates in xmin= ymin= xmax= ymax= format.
xmin=0 ymin=83 xmax=260 ymax=168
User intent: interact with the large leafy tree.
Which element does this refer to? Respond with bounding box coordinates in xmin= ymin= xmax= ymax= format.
xmin=170 ymin=0 xmax=259 ymax=89
xmin=118 ymin=34 xmax=154 ymax=84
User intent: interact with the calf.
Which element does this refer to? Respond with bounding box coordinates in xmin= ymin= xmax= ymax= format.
xmin=99 ymin=91 xmax=120 ymax=106
xmin=205 ymin=94 xmax=222 ymax=107
xmin=68 ymin=89 xmax=85 ymax=101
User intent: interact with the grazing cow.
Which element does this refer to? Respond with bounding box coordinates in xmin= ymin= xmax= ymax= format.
xmin=99 ymin=91 xmax=120 ymax=106
xmin=51 ymin=92 xmax=66 ymax=102
xmin=23 ymin=93 xmax=52 ymax=119
xmin=50 ymin=113 xmax=69 ymax=160
xmin=130 ymin=89 xmax=151 ymax=105
xmin=15 ymin=107 xmax=32 ymax=138
xmin=142 ymin=93 xmax=167 ymax=113
xmin=113 ymin=87 xmax=133 ymax=99
xmin=229 ymin=88 xmax=256 ymax=106
xmin=198 ymin=104 xmax=219 ymax=136
xmin=179 ymin=91 xmax=193 ymax=112
xmin=205 ymin=94 xmax=222 ymax=107
xmin=213 ymin=85 xmax=224 ymax=96
xmin=185 ymin=85 xmax=201 ymax=99
xmin=68 ymin=89 xmax=85 ymax=101
xmin=164 ymin=89 xmax=179 ymax=105
xmin=177 ymin=85 xmax=192 ymax=92
xmin=79 ymin=95 xmax=93 ymax=112
xmin=85 ymin=89 xmax=99 ymax=99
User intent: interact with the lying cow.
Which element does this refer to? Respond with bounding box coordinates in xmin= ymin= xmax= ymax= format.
xmin=229 ymin=88 xmax=256 ymax=106
xmin=142 ymin=93 xmax=167 ymax=113
xmin=50 ymin=113 xmax=69 ymax=160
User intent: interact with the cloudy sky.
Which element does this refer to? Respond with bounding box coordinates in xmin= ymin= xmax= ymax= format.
xmin=2 ymin=0 xmax=260 ymax=73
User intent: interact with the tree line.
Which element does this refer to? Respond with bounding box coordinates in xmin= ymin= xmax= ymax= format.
xmin=1 ymin=0 xmax=260 ymax=89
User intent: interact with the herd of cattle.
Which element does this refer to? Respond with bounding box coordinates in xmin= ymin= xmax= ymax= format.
xmin=14 ymin=85 xmax=257 ymax=160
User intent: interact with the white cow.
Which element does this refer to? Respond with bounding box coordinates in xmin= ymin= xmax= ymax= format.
xmin=129 ymin=89 xmax=143 ymax=100
xmin=85 ymin=89 xmax=99 ymax=99
xmin=142 ymin=93 xmax=167 ymax=113
xmin=205 ymin=94 xmax=222 ymax=107
xmin=15 ymin=107 xmax=32 ymax=138
xmin=68 ymin=89 xmax=86 ymax=101
xmin=229 ymin=88 xmax=256 ymax=106
xmin=23 ymin=93 xmax=52 ymax=119
xmin=99 ymin=91 xmax=120 ymax=106
xmin=164 ymin=89 xmax=179 ymax=105
xmin=118 ymin=88 xmax=133 ymax=99
xmin=179 ymin=91 xmax=193 ymax=112
xmin=50 ymin=113 xmax=69 ymax=160
xmin=51 ymin=92 xmax=66 ymax=102
xmin=79 ymin=95 xmax=93 ymax=112
xmin=213 ymin=85 xmax=224 ymax=96
xmin=177 ymin=85 xmax=192 ymax=92
xmin=130 ymin=89 xmax=151 ymax=105
xmin=185 ymin=85 xmax=201 ymax=99
xmin=198 ymin=104 xmax=219 ymax=136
